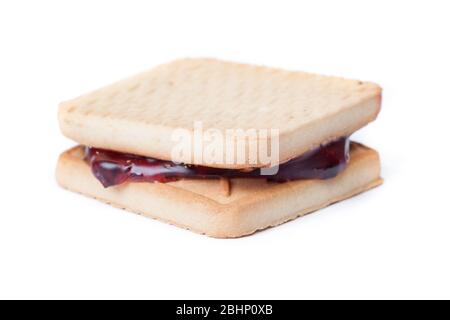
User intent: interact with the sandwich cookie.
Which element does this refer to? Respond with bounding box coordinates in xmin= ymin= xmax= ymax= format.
xmin=57 ymin=58 xmax=382 ymax=237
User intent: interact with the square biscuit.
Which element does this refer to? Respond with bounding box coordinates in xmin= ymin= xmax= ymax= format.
xmin=56 ymin=142 xmax=382 ymax=238
xmin=58 ymin=58 xmax=381 ymax=169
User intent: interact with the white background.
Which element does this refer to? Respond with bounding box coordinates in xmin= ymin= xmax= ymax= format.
xmin=1 ymin=0 xmax=449 ymax=300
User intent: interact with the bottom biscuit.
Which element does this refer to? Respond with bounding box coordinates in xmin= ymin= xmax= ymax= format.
xmin=56 ymin=142 xmax=382 ymax=238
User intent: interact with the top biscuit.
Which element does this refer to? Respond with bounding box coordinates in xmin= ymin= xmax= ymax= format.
xmin=58 ymin=58 xmax=381 ymax=168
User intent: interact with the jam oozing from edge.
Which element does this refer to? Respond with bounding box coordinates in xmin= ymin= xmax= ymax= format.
xmin=85 ymin=137 xmax=350 ymax=188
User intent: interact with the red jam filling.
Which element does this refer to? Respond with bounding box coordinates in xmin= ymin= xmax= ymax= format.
xmin=85 ymin=137 xmax=350 ymax=188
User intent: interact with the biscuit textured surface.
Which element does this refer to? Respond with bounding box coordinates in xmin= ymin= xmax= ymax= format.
xmin=56 ymin=142 xmax=382 ymax=238
xmin=58 ymin=58 xmax=382 ymax=168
